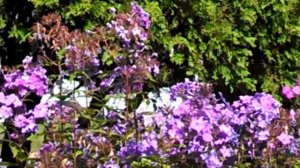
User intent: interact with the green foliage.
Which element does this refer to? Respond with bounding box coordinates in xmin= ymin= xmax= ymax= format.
xmin=8 ymin=25 xmax=31 ymax=43
xmin=29 ymin=0 xmax=59 ymax=8
xmin=27 ymin=124 xmax=45 ymax=153
xmin=142 ymin=0 xmax=300 ymax=98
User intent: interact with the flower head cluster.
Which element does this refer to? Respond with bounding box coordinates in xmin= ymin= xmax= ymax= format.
xmin=118 ymin=132 xmax=158 ymax=164
xmin=107 ymin=2 xmax=151 ymax=48
xmin=230 ymin=93 xmax=282 ymax=159
xmin=36 ymin=130 xmax=113 ymax=168
xmin=137 ymin=81 xmax=236 ymax=167
xmin=103 ymin=3 xmax=159 ymax=92
xmin=231 ymin=93 xmax=280 ymax=141
xmin=0 ymin=92 xmax=22 ymax=122
xmin=11 ymin=101 xmax=58 ymax=134
xmin=170 ymin=79 xmax=213 ymax=102
xmin=0 ymin=56 xmax=53 ymax=134
xmin=282 ymin=78 xmax=300 ymax=99
xmin=4 ymin=56 xmax=48 ymax=97
xmin=65 ymin=44 xmax=100 ymax=71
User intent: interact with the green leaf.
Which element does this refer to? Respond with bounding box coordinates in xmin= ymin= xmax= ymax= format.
xmin=29 ymin=0 xmax=59 ymax=8
xmin=170 ymin=53 xmax=184 ymax=65
xmin=0 ymin=161 xmax=19 ymax=166
xmin=9 ymin=143 xmax=27 ymax=161
xmin=102 ymin=50 xmax=114 ymax=65
xmin=8 ymin=25 xmax=31 ymax=43
xmin=57 ymin=48 xmax=66 ymax=61
xmin=0 ymin=15 xmax=6 ymax=29
xmin=27 ymin=124 xmax=45 ymax=153
xmin=75 ymin=150 xmax=83 ymax=157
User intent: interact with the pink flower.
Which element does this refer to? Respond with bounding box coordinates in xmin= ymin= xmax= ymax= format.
xmin=292 ymin=86 xmax=300 ymax=96
xmin=203 ymin=132 xmax=213 ymax=142
xmin=220 ymin=146 xmax=232 ymax=158
xmin=190 ymin=117 xmax=206 ymax=133
xmin=282 ymin=86 xmax=294 ymax=99
xmin=277 ymin=132 xmax=293 ymax=145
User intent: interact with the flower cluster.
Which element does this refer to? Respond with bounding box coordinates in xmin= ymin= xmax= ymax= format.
xmin=230 ymin=93 xmax=282 ymax=160
xmin=153 ymin=81 xmax=236 ymax=167
xmin=117 ymin=80 xmax=300 ymax=167
xmin=35 ymin=130 xmax=115 ymax=168
xmin=107 ymin=2 xmax=151 ymax=48
xmin=4 ymin=56 xmax=48 ymax=97
xmin=118 ymin=132 xmax=158 ymax=164
xmin=103 ymin=2 xmax=159 ymax=93
xmin=31 ymin=13 xmax=103 ymax=72
xmin=231 ymin=93 xmax=280 ymax=142
xmin=282 ymin=78 xmax=300 ymax=99
xmin=0 ymin=56 xmax=53 ymax=134
xmin=65 ymin=44 xmax=100 ymax=71
xmin=0 ymin=92 xmax=22 ymax=122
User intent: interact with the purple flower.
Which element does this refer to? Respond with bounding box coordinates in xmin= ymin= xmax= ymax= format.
xmin=205 ymin=153 xmax=223 ymax=168
xmin=13 ymin=115 xmax=28 ymax=128
xmin=154 ymin=112 xmax=166 ymax=126
xmin=260 ymin=94 xmax=274 ymax=109
xmin=0 ymin=106 xmax=13 ymax=122
xmin=292 ymin=86 xmax=300 ymax=96
xmin=282 ymin=86 xmax=294 ymax=99
xmin=109 ymin=7 xmax=116 ymax=14
xmin=39 ymin=142 xmax=57 ymax=154
xmin=239 ymin=95 xmax=252 ymax=104
xmin=202 ymin=132 xmax=213 ymax=142
xmin=103 ymin=160 xmax=119 ymax=168
xmin=189 ymin=117 xmax=206 ymax=133
xmin=220 ymin=146 xmax=232 ymax=158
xmin=277 ymin=133 xmax=293 ymax=145
xmin=219 ymin=124 xmax=234 ymax=137
xmin=13 ymin=115 xmax=37 ymax=133
xmin=5 ymin=94 xmax=22 ymax=107
xmin=10 ymin=133 xmax=18 ymax=140
xmin=173 ymin=101 xmax=191 ymax=117
xmin=257 ymin=130 xmax=269 ymax=141
xmin=22 ymin=56 xmax=33 ymax=65
xmin=130 ymin=2 xmax=151 ymax=29
xmin=31 ymin=102 xmax=55 ymax=119
xmin=4 ymin=58 xmax=48 ymax=97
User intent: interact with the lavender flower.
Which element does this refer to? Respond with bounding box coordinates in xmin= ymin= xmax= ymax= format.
xmin=0 ymin=105 xmax=13 ymax=122
xmin=13 ymin=115 xmax=37 ymax=133
xmin=277 ymin=133 xmax=293 ymax=145
xmin=4 ymin=56 xmax=48 ymax=97
xmin=282 ymin=86 xmax=295 ymax=99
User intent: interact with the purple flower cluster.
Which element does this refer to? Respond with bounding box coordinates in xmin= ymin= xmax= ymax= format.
xmin=114 ymin=80 xmax=299 ymax=167
xmin=103 ymin=3 xmax=159 ymax=92
xmin=230 ymin=93 xmax=284 ymax=159
xmin=282 ymin=78 xmax=300 ymax=99
xmin=0 ymin=92 xmax=22 ymax=122
xmin=65 ymin=44 xmax=100 ymax=71
xmin=11 ymin=101 xmax=58 ymax=133
xmin=36 ymin=130 xmax=114 ymax=168
xmin=231 ymin=93 xmax=280 ymax=142
xmin=131 ymin=2 xmax=151 ymax=29
xmin=107 ymin=2 xmax=151 ymax=48
xmin=118 ymin=132 xmax=158 ymax=160
xmin=170 ymin=79 xmax=213 ymax=101
xmin=4 ymin=56 xmax=48 ymax=97
xmin=0 ymin=56 xmax=54 ymax=134
xmin=153 ymin=81 xmax=236 ymax=167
